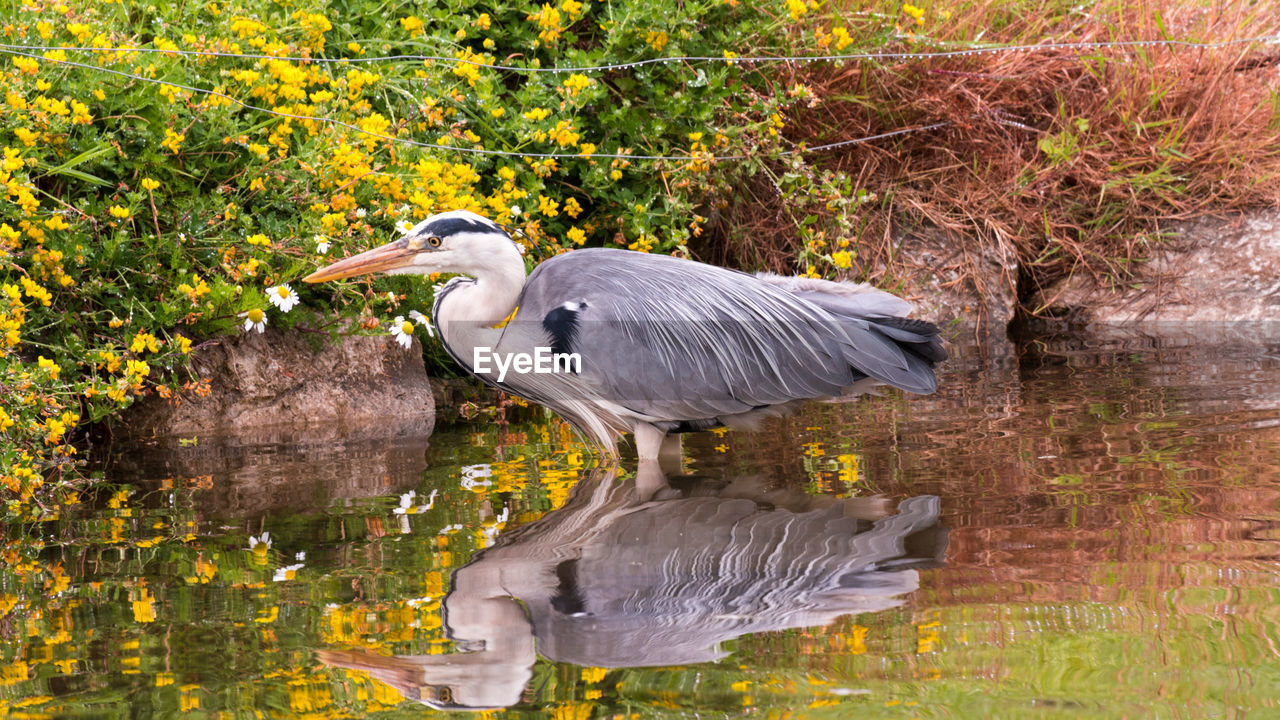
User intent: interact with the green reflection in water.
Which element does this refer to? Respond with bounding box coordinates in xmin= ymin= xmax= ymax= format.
xmin=1 ymin=336 xmax=1279 ymax=718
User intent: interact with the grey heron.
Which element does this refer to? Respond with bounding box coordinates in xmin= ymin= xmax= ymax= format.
xmin=303 ymin=210 xmax=945 ymax=459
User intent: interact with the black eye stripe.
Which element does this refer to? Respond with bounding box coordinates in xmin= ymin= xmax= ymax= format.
xmin=422 ymin=217 xmax=501 ymax=237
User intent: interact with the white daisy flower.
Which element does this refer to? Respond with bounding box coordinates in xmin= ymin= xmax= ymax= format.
xmin=355 ymin=208 xmax=367 ymax=219
xmin=248 ymin=532 xmax=271 ymax=550
xmin=314 ymin=235 xmax=331 ymax=254
xmin=394 ymin=490 xmax=417 ymax=515
xmin=396 ymin=219 xmax=415 ymax=235
xmin=409 ymin=310 xmax=435 ymax=338
xmin=272 ymin=562 xmax=305 ymax=582
xmin=509 ymin=205 xmax=522 ymax=217
xmin=266 ymin=283 xmax=299 ymax=313
xmin=461 ymin=464 xmax=493 ymax=490
xmin=241 ymin=308 xmax=267 ymax=333
xmin=393 ymin=488 xmax=438 ymax=515
xmin=389 ymin=315 xmax=416 ymax=349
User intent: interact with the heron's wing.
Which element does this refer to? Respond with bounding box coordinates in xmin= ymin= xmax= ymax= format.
xmin=512 ymin=249 xmax=941 ymax=423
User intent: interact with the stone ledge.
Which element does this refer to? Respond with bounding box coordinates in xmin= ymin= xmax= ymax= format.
xmin=1032 ymin=208 xmax=1280 ymax=325
xmin=120 ymin=327 xmax=435 ymax=439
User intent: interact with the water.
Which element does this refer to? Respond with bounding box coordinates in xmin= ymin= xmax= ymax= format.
xmin=4 ymin=327 xmax=1280 ymax=718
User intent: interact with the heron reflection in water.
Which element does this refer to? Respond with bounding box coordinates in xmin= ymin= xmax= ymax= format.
xmin=318 ymin=467 xmax=946 ymax=710
xmin=304 ymin=210 xmax=946 ymax=460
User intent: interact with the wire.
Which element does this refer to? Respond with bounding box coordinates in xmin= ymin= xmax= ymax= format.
xmin=2 ymin=33 xmax=1277 ymax=73
xmin=3 ymin=31 xmax=1272 ymax=161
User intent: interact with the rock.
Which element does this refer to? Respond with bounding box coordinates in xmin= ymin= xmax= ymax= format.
xmin=121 ymin=327 xmax=435 ymax=439
xmin=891 ymin=225 xmax=1019 ymax=350
xmin=1032 ymin=209 xmax=1280 ymax=328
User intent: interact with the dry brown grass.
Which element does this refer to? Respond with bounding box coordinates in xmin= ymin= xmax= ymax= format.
xmin=702 ymin=0 xmax=1280 ymax=311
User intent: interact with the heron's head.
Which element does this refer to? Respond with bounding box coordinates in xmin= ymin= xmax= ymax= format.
xmin=302 ymin=210 xmax=521 ymax=283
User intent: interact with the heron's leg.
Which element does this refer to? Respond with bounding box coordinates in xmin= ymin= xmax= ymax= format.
xmin=634 ymin=459 xmax=668 ymax=501
xmin=633 ymin=423 xmax=666 ymax=461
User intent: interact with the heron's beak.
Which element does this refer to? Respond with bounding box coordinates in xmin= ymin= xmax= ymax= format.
xmin=302 ymin=241 xmax=417 ymax=283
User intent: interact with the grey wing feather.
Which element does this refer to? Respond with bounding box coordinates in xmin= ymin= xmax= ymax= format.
xmin=512 ymin=249 xmax=943 ymax=424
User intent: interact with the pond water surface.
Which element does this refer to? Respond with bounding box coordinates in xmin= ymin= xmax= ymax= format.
xmin=4 ymin=326 xmax=1280 ymax=719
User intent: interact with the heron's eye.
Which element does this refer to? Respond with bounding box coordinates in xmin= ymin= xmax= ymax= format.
xmin=427 ymin=236 xmax=442 ymax=248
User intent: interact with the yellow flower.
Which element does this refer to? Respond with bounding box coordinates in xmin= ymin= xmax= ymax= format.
xmin=2 ymin=148 xmax=23 ymax=172
xmin=132 ymin=588 xmax=156 ymax=623
xmin=566 ymin=227 xmax=586 ymax=245
xmin=832 ymin=27 xmax=853 ymax=50
xmin=67 ymin=23 xmax=92 ymax=41
xmin=563 ymin=197 xmax=583 ymax=218
xmin=548 ymin=120 xmax=579 ymax=147
xmin=831 ymin=250 xmax=853 ymax=269
xmin=176 ymin=335 xmax=193 ymax=354
xmin=627 ymin=234 xmax=654 ymax=253
xmin=45 ymin=417 xmax=67 ymax=444
xmin=400 ymin=15 xmax=424 ymax=37
xmin=162 ymin=128 xmax=185 ymax=154
xmin=126 ymin=359 xmax=151 ymax=380
xmin=787 ymin=0 xmax=807 ymax=20
xmin=13 ymin=57 xmax=39 ymax=75
xmin=562 ymin=74 xmax=592 ymax=97
xmin=130 ymin=331 xmax=161 ymax=354
xmin=645 ymin=30 xmax=668 ymax=51
xmin=13 ymin=128 xmax=39 ymax=147
xmin=523 ymin=107 xmax=551 ymax=122
xmin=528 ymin=4 xmax=563 ymax=43
xmin=141 ymin=178 xmax=160 ymax=191
xmin=109 ymin=205 xmax=131 ymax=219
xmin=37 ymin=355 xmax=59 ymax=379
xmin=246 ymin=233 xmax=270 ymax=247
xmin=476 ymin=13 xmax=491 ymax=30
xmin=538 ymin=195 xmax=559 ymax=217
xmin=21 ymin=277 xmax=52 ymax=306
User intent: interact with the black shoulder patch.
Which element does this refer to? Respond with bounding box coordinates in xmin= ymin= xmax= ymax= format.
xmin=542 ymin=302 xmax=584 ymax=360
xmin=550 ymin=559 xmax=585 ymax=615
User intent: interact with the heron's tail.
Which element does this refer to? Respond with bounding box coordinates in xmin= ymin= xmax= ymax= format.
xmin=836 ymin=315 xmax=946 ymax=395
xmin=867 ymin=316 xmax=948 ymax=365
xmin=757 ymin=274 xmax=947 ymax=395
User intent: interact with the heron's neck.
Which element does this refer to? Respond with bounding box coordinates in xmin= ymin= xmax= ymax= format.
xmin=436 ymin=260 xmax=526 ymax=354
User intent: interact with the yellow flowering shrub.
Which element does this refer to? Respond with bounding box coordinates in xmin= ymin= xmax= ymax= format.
xmin=0 ymin=0 xmax=862 ymax=517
